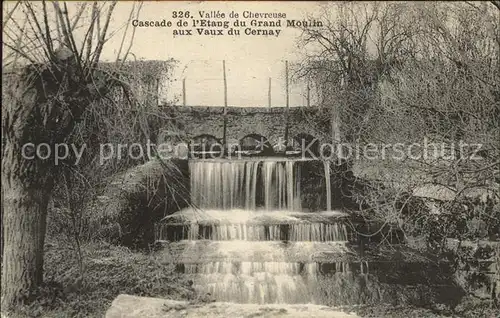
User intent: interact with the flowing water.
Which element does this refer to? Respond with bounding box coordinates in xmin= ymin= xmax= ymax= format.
xmin=190 ymin=160 xmax=302 ymax=211
xmin=158 ymin=158 xmax=353 ymax=304
xmin=324 ymin=160 xmax=332 ymax=212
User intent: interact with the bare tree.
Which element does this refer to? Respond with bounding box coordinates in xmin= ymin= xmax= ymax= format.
xmin=376 ymin=2 xmax=499 ymax=185
xmin=295 ymin=2 xmax=421 ymax=144
xmin=295 ymin=1 xmax=499 ymax=249
xmin=1 ymin=1 xmax=142 ymax=308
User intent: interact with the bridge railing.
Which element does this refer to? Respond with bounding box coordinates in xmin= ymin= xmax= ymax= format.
xmin=160 ymin=59 xmax=320 ymax=108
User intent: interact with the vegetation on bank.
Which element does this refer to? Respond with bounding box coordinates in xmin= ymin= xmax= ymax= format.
xmin=6 ymin=241 xmax=194 ymax=318
xmin=295 ymin=2 xmax=500 ymax=310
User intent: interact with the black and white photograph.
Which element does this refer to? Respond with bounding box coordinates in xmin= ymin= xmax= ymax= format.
xmin=1 ymin=1 xmax=499 ymax=317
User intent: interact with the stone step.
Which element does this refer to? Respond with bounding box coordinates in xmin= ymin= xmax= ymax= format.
xmin=175 ymin=260 xmax=452 ymax=284
xmin=186 ymin=272 xmax=458 ymax=305
xmin=190 ymin=275 xmax=314 ymax=305
xmin=154 ymin=222 xmax=404 ymax=245
xmin=156 ymin=240 xmax=352 ymax=263
xmin=156 ymin=241 xmax=443 ymax=277
xmin=159 ymin=208 xmax=350 ymax=225
xmin=155 ymin=222 xmax=352 ymax=242
xmin=178 ymin=261 xmax=361 ymax=276
xmin=155 ymin=208 xmax=406 ymax=245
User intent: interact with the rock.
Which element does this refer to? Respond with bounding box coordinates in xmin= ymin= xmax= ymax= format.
xmin=85 ymin=159 xmax=190 ymax=248
xmin=412 ymin=183 xmax=499 ymax=203
xmin=412 ymin=184 xmax=456 ymax=201
xmin=105 ymin=294 xmax=360 ymax=318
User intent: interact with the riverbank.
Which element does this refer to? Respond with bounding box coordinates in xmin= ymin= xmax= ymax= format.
xmin=1 ymin=241 xmax=194 ymax=318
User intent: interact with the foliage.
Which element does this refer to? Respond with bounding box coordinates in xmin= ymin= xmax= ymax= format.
xmin=349 ymin=177 xmax=499 ymax=304
xmin=403 ymin=197 xmax=500 ymax=251
xmin=69 ymin=59 xmax=178 ymax=176
xmin=297 ymin=6 xmax=499 ymax=308
xmin=1 ymin=1 xmax=150 ymax=308
xmin=6 ymin=241 xmax=194 ymax=318
xmin=48 ymin=158 xmax=190 ymax=251
xmin=297 ymin=1 xmax=499 ymax=172
xmin=313 ymin=272 xmax=461 ymax=309
xmin=2 ymin=1 xmax=186 ymax=309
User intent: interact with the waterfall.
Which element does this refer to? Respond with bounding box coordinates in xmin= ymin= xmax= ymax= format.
xmin=161 ymin=158 xmax=352 ymax=305
xmin=190 ymin=160 xmax=301 ymax=211
xmin=324 ymin=160 xmax=332 ymax=211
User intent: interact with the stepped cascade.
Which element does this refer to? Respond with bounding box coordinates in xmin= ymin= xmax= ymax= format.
xmin=156 ymin=158 xmax=356 ymax=304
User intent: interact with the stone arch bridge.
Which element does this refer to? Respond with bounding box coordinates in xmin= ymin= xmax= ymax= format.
xmin=158 ymin=106 xmax=331 ymax=148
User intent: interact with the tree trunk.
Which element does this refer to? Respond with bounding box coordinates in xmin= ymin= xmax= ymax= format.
xmin=1 ymin=146 xmax=53 ymax=308
xmin=330 ymin=108 xmax=341 ymax=143
xmin=1 ymin=70 xmax=55 ymax=309
xmin=1 ymin=56 xmax=109 ymax=310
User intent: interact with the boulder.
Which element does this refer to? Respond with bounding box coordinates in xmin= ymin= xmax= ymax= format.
xmin=86 ymin=158 xmax=189 ymax=248
xmin=105 ymin=294 xmax=360 ymax=318
xmin=412 ymin=183 xmax=499 ymax=203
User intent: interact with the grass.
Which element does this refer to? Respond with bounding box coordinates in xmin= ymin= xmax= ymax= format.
xmin=313 ymin=273 xmax=434 ymax=307
xmin=6 ymin=240 xmax=194 ymax=318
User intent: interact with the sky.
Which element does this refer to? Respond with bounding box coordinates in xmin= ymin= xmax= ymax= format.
xmin=3 ymin=1 xmax=329 ymax=107
xmin=102 ymin=1 xmax=326 ymax=107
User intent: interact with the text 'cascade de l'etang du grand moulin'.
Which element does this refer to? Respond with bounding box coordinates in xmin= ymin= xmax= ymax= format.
xmin=132 ymin=10 xmax=323 ymax=37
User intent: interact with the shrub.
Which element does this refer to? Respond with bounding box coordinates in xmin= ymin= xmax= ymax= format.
xmin=7 ymin=241 xmax=194 ymax=318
